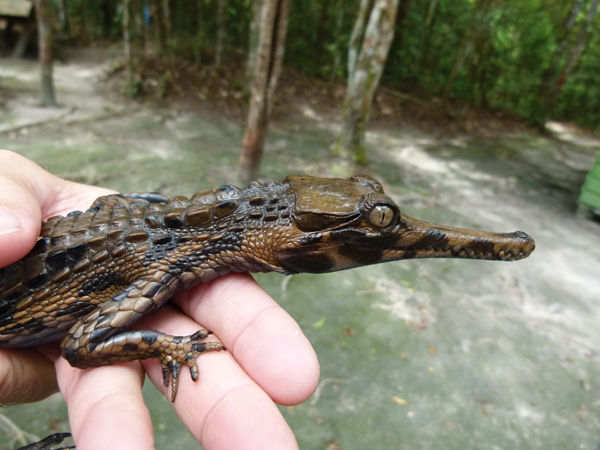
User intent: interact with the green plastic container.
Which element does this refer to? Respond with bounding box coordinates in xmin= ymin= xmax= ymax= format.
xmin=578 ymin=150 xmax=600 ymax=213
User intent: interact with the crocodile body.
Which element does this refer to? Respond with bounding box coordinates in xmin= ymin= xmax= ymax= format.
xmin=0 ymin=175 xmax=535 ymax=401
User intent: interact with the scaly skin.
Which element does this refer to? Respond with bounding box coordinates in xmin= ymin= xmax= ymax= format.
xmin=0 ymin=175 xmax=535 ymax=402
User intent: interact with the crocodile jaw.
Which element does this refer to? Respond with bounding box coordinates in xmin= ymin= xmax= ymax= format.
xmin=276 ymin=213 xmax=535 ymax=274
xmin=390 ymin=214 xmax=536 ymax=262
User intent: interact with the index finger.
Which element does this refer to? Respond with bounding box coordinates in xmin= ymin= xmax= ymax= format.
xmin=138 ymin=274 xmax=317 ymax=450
xmin=175 ymin=274 xmax=320 ymax=405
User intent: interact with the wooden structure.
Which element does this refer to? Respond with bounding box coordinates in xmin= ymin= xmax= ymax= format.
xmin=578 ymin=151 xmax=600 ymax=216
xmin=0 ymin=0 xmax=35 ymax=58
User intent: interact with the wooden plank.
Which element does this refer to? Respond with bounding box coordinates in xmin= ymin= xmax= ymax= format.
xmin=578 ymin=152 xmax=600 ymax=209
xmin=0 ymin=0 xmax=33 ymax=17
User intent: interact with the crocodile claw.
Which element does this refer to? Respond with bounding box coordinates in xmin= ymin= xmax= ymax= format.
xmin=158 ymin=330 xmax=226 ymax=402
xmin=15 ymin=433 xmax=74 ymax=450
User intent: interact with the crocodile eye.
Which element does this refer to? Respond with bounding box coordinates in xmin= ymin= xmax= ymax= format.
xmin=369 ymin=205 xmax=394 ymax=228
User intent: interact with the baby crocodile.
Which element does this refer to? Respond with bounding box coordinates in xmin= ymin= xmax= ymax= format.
xmin=0 ymin=175 xmax=535 ymax=402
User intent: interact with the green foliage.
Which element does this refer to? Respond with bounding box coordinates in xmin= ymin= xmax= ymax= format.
xmin=556 ymin=29 xmax=600 ymax=127
xmin=381 ymin=0 xmax=600 ymax=126
xmin=52 ymin=0 xmax=600 ymax=127
xmin=286 ymin=0 xmax=349 ymax=76
xmin=123 ymin=78 xmax=141 ymax=97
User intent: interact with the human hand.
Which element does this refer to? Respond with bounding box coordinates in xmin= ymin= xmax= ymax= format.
xmin=0 ymin=150 xmax=320 ymax=449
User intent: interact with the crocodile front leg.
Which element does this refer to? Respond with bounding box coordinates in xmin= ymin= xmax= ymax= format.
xmin=60 ymin=274 xmax=225 ymax=402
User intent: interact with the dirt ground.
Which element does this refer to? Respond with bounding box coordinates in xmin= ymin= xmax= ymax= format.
xmin=1 ymin=49 xmax=600 ymax=450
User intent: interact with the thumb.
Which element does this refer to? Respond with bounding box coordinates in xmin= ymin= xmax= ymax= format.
xmin=0 ymin=150 xmax=113 ymax=267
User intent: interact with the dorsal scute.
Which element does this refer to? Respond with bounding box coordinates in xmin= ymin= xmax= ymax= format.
xmin=215 ymin=185 xmax=242 ymax=201
xmin=163 ymin=196 xmax=189 ymax=229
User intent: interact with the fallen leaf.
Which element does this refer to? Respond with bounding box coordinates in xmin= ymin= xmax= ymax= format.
xmin=392 ymin=396 xmax=407 ymax=405
xmin=312 ymin=317 xmax=326 ymax=328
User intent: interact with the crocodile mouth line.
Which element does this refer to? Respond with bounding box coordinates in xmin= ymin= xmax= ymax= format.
xmin=394 ymin=217 xmax=535 ymax=262
xmin=409 ymin=245 xmax=530 ymax=261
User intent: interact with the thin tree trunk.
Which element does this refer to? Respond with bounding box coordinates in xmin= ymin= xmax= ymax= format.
xmin=547 ymin=0 xmax=599 ymax=114
xmin=266 ymin=0 xmax=289 ymax=117
xmin=215 ymin=0 xmax=228 ymax=68
xmin=313 ymin=0 xmax=331 ymax=72
xmin=471 ymin=37 xmax=491 ymax=107
xmin=347 ymin=0 xmax=373 ymax=84
xmin=328 ymin=0 xmax=345 ymax=84
xmin=413 ymin=0 xmax=438 ymax=71
xmin=154 ymin=0 xmax=166 ymax=53
xmin=336 ymin=0 xmax=399 ymax=165
xmin=162 ymin=0 xmax=171 ymax=40
xmin=195 ymin=0 xmax=205 ymax=65
xmin=123 ymin=0 xmax=134 ymax=92
xmin=541 ymin=0 xmax=586 ymax=94
xmin=443 ymin=41 xmax=474 ymax=102
xmin=132 ymin=0 xmax=144 ymax=39
xmin=393 ymin=0 xmax=412 ymax=51
xmin=239 ymin=0 xmax=290 ymax=183
xmin=56 ymin=0 xmax=70 ymax=36
xmin=443 ymin=0 xmax=493 ymax=103
xmin=12 ymin=19 xmax=35 ymax=59
xmin=245 ymin=0 xmax=263 ymax=91
xmin=99 ymin=0 xmax=111 ymax=38
xmin=35 ymin=0 xmax=57 ymax=106
xmin=564 ymin=0 xmax=599 ymax=75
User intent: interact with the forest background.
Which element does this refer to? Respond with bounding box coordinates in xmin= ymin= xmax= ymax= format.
xmin=32 ymin=0 xmax=600 ymax=128
xmin=19 ymin=0 xmax=600 ymax=177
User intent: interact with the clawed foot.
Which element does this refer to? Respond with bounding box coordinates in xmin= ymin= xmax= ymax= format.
xmin=16 ymin=433 xmax=74 ymax=450
xmin=157 ymin=330 xmax=226 ymax=402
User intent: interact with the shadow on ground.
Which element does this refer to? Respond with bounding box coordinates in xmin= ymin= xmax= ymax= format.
xmin=1 ymin=50 xmax=599 ymax=450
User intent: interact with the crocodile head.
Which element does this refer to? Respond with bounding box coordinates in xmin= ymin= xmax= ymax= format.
xmin=275 ymin=175 xmax=535 ymax=274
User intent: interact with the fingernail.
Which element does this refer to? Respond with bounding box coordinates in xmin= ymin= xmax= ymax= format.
xmin=0 ymin=210 xmax=23 ymax=235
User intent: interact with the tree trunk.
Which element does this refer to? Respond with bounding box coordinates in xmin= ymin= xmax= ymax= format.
xmin=153 ymin=0 xmax=166 ymax=53
xmin=442 ymin=0 xmax=493 ymax=103
xmin=12 ymin=19 xmax=36 ymax=59
xmin=239 ymin=0 xmax=291 ymax=183
xmin=99 ymin=0 xmax=113 ymax=38
xmin=123 ymin=0 xmax=134 ymax=92
xmin=413 ymin=0 xmax=438 ymax=71
xmin=470 ymin=36 xmax=492 ymax=107
xmin=328 ymin=0 xmax=345 ymax=84
xmin=56 ymin=0 xmax=70 ymax=36
xmin=265 ymin=0 xmax=289 ymax=117
xmin=443 ymin=41 xmax=474 ymax=102
xmin=347 ymin=0 xmax=372 ymax=84
xmin=215 ymin=0 xmax=228 ymax=68
xmin=162 ymin=0 xmax=171 ymax=40
xmin=541 ymin=0 xmax=586 ymax=95
xmin=312 ymin=0 xmax=331 ymax=72
xmin=564 ymin=0 xmax=599 ymax=75
xmin=245 ymin=0 xmax=263 ymax=92
xmin=35 ymin=0 xmax=57 ymax=106
xmin=195 ymin=0 xmax=205 ymax=65
xmin=336 ymin=0 xmax=399 ymax=165
xmin=393 ymin=0 xmax=412 ymax=52
xmin=546 ymin=0 xmax=599 ymax=114
xmin=132 ymin=0 xmax=144 ymax=40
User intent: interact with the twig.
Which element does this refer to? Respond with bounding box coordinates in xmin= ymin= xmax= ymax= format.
xmin=0 ymin=107 xmax=74 ymax=135
xmin=0 ymin=413 xmax=39 ymax=449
